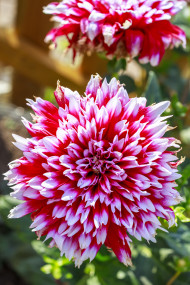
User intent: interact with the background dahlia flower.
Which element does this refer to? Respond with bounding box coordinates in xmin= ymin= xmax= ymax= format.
xmin=44 ymin=0 xmax=186 ymax=66
xmin=5 ymin=75 xmax=183 ymax=267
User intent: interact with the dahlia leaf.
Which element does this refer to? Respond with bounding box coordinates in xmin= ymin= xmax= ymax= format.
xmin=143 ymin=71 xmax=162 ymax=105
xmin=174 ymin=206 xmax=190 ymax=223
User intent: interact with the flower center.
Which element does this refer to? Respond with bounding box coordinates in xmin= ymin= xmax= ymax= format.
xmin=76 ymin=146 xmax=113 ymax=177
xmin=91 ymin=156 xmax=101 ymax=174
xmin=90 ymin=154 xmax=111 ymax=174
xmin=72 ymin=140 xmax=127 ymax=188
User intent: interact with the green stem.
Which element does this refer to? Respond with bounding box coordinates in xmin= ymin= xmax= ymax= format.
xmin=167 ymin=271 xmax=181 ymax=285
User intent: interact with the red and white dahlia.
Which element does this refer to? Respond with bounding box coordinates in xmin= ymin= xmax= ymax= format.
xmin=44 ymin=0 xmax=186 ymax=66
xmin=5 ymin=75 xmax=183 ymax=267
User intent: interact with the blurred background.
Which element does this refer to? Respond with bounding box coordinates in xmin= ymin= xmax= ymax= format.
xmin=0 ymin=1 xmax=190 ymax=285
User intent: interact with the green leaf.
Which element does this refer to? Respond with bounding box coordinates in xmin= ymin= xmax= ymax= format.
xmin=44 ymin=88 xmax=56 ymax=104
xmin=52 ymin=266 xmax=62 ymax=280
xmin=41 ymin=264 xmax=52 ymax=275
xmin=143 ymin=71 xmax=162 ymax=105
xmin=174 ymin=207 xmax=190 ymax=223
xmin=127 ymin=271 xmax=140 ymax=285
xmin=76 ymin=275 xmax=89 ymax=285
xmin=107 ymin=58 xmax=126 ymax=75
xmin=43 ymin=256 xmax=55 ymax=265
xmin=181 ymin=165 xmax=190 ymax=185
xmin=87 ymin=276 xmax=101 ymax=285
xmin=65 ymin=272 xmax=73 ymax=279
xmin=118 ymin=75 xmax=136 ymax=93
xmin=171 ymin=94 xmax=187 ymax=117
xmin=84 ymin=264 xmax=95 ymax=276
xmin=180 ymin=127 xmax=190 ymax=145
xmin=175 ymin=257 xmax=190 ymax=273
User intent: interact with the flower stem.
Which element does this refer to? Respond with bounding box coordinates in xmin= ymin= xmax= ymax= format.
xmin=167 ymin=271 xmax=181 ymax=285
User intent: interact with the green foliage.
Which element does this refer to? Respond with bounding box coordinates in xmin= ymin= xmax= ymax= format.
xmin=143 ymin=71 xmax=162 ymax=105
xmin=166 ymin=94 xmax=187 ymax=118
xmin=119 ymin=75 xmax=136 ymax=93
xmin=41 ymin=256 xmax=72 ymax=280
xmin=178 ymin=165 xmax=190 ymax=188
xmin=44 ymin=87 xmax=56 ymax=104
xmin=107 ymin=58 xmax=127 ymax=77
xmin=176 ymin=164 xmax=190 ymax=220
xmin=107 ymin=58 xmax=137 ymax=95
xmin=174 ymin=207 xmax=190 ymax=223
xmin=0 ymin=195 xmax=55 ymax=285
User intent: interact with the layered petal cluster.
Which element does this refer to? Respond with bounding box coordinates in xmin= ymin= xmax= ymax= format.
xmin=5 ymin=75 xmax=183 ymax=267
xmin=44 ymin=0 xmax=186 ymax=66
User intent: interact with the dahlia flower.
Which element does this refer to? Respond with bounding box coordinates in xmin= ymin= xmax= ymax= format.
xmin=5 ymin=75 xmax=183 ymax=267
xmin=44 ymin=0 xmax=186 ymax=66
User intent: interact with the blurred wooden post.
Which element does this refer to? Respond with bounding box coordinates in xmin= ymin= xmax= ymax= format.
xmin=12 ymin=0 xmax=52 ymax=106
